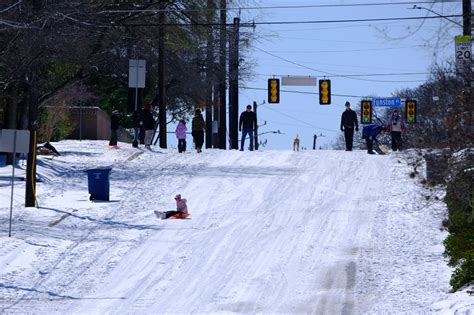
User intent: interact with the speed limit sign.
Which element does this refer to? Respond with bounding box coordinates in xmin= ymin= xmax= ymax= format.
xmin=455 ymin=35 xmax=472 ymax=71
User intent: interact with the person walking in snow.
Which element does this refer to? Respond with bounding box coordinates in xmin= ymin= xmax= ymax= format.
xmin=191 ymin=109 xmax=206 ymax=153
xmin=175 ymin=119 xmax=187 ymax=153
xmin=109 ymin=109 xmax=120 ymax=146
xmin=239 ymin=105 xmax=257 ymax=151
xmin=142 ymin=104 xmax=155 ymax=150
xmin=340 ymin=101 xmax=359 ymax=151
xmin=129 ymin=110 xmax=141 ymax=148
xmin=154 ymin=194 xmax=189 ymax=219
xmin=362 ymin=124 xmax=386 ymax=154
xmin=386 ymin=109 xmax=406 ymax=152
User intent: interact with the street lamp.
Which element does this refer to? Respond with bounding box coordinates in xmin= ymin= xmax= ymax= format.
xmin=410 ymin=5 xmax=463 ymax=27
xmin=258 ymin=130 xmax=283 ymax=136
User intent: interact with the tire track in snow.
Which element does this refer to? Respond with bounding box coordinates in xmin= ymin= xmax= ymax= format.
xmin=1 ymin=151 xmax=181 ymax=312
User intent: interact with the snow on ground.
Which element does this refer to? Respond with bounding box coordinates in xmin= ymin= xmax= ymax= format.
xmin=0 ymin=140 xmax=472 ymax=314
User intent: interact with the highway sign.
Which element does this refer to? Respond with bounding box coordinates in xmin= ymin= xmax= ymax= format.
xmin=373 ymin=98 xmax=401 ymax=107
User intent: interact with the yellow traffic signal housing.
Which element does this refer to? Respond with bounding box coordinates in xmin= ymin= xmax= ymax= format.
xmin=268 ymin=78 xmax=280 ymax=104
xmin=405 ymin=100 xmax=416 ymax=123
xmin=319 ymin=79 xmax=331 ymax=105
xmin=361 ymin=100 xmax=372 ymax=124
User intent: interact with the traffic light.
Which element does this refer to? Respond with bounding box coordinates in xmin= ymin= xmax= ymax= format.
xmin=361 ymin=100 xmax=372 ymax=124
xmin=405 ymin=100 xmax=416 ymax=123
xmin=319 ymin=79 xmax=331 ymax=105
xmin=268 ymin=78 xmax=280 ymax=104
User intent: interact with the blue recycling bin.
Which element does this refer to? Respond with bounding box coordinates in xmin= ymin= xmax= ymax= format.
xmin=86 ymin=168 xmax=112 ymax=201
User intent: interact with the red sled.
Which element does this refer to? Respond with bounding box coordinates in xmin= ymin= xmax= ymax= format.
xmin=154 ymin=211 xmax=190 ymax=220
xmin=169 ymin=213 xmax=191 ymax=220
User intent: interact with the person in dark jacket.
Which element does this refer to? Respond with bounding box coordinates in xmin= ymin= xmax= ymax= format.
xmin=362 ymin=124 xmax=386 ymax=154
xmin=340 ymin=101 xmax=359 ymax=151
xmin=129 ymin=110 xmax=141 ymax=148
xmin=109 ymin=109 xmax=120 ymax=146
xmin=239 ymin=105 xmax=257 ymax=151
xmin=191 ymin=109 xmax=206 ymax=153
xmin=142 ymin=104 xmax=155 ymax=149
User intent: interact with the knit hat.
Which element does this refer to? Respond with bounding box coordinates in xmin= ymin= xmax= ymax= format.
xmin=174 ymin=194 xmax=181 ymax=200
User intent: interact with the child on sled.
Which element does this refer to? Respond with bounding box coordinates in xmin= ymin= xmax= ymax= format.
xmin=154 ymin=194 xmax=189 ymax=219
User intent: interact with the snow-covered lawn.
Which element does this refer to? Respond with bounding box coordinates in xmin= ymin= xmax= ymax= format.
xmin=0 ymin=140 xmax=472 ymax=313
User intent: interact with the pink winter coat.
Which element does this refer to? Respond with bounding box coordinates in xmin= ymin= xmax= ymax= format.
xmin=176 ymin=198 xmax=188 ymax=214
xmin=175 ymin=122 xmax=187 ymax=140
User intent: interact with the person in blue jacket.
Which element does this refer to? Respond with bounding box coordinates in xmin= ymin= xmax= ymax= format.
xmin=362 ymin=124 xmax=386 ymax=154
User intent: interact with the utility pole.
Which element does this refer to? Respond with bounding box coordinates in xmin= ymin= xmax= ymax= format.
xmin=25 ymin=1 xmax=42 ymax=207
xmin=205 ymin=0 xmax=215 ymax=149
xmin=218 ymin=0 xmax=227 ymax=149
xmin=25 ymin=71 xmax=39 ymax=208
xmin=253 ymin=101 xmax=258 ymax=150
xmin=228 ymin=17 xmax=240 ymax=149
xmin=462 ymin=0 xmax=472 ymax=147
xmin=158 ymin=2 xmax=167 ymax=149
xmin=313 ymin=134 xmax=317 ymax=150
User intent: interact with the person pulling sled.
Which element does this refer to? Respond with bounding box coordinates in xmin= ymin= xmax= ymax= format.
xmin=154 ymin=194 xmax=189 ymax=219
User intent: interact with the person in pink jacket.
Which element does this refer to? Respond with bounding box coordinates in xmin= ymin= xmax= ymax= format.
xmin=175 ymin=119 xmax=187 ymax=153
xmin=154 ymin=194 xmax=189 ymax=219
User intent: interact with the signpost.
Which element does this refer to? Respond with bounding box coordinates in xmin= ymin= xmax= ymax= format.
xmin=455 ymin=35 xmax=472 ymax=73
xmin=0 ymin=129 xmax=30 ymax=237
xmin=373 ymin=98 xmax=401 ymax=107
xmin=129 ymin=59 xmax=146 ymax=111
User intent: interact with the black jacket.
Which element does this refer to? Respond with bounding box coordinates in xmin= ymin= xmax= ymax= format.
xmin=131 ymin=111 xmax=141 ymax=128
xmin=192 ymin=114 xmax=206 ymax=132
xmin=239 ymin=111 xmax=257 ymax=130
xmin=340 ymin=109 xmax=358 ymax=130
xmin=142 ymin=110 xmax=155 ymax=130
xmin=110 ymin=114 xmax=120 ymax=130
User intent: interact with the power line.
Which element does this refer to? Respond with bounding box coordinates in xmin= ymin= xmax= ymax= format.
xmin=98 ymin=1 xmax=461 ymax=13
xmin=243 ymin=15 xmax=463 ymax=26
xmin=113 ymin=14 xmax=463 ymax=27
xmin=254 ymin=45 xmax=428 ymax=83
xmin=263 ymin=45 xmax=430 ymax=54
xmin=241 ymin=86 xmax=364 ymax=98
xmin=254 ymin=72 xmax=431 ymax=78
xmin=260 ymin=104 xmax=340 ymax=133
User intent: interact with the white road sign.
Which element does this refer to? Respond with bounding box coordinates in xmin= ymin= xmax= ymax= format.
xmin=0 ymin=129 xmax=30 ymax=154
xmin=129 ymin=59 xmax=146 ymax=88
xmin=455 ymin=35 xmax=472 ymax=71
xmin=281 ymin=76 xmax=317 ymax=86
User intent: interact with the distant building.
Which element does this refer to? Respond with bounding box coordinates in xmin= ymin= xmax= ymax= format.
xmin=46 ymin=106 xmax=132 ymax=143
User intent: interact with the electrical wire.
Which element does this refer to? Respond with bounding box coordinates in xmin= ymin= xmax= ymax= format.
xmin=253 ymin=45 xmax=428 ymax=83
xmin=241 ymin=86 xmax=364 ymax=98
xmin=262 ymin=45 xmax=430 ymax=54
xmin=112 ymin=14 xmax=463 ymax=27
xmin=97 ymin=1 xmax=461 ymax=13
xmin=254 ymin=72 xmax=432 ymax=78
xmin=261 ymin=104 xmax=340 ymax=133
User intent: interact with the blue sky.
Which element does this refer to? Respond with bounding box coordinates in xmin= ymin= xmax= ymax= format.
xmin=235 ymin=0 xmax=464 ymax=149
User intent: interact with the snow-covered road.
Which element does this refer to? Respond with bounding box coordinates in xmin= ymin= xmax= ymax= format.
xmin=0 ymin=141 xmax=468 ymax=313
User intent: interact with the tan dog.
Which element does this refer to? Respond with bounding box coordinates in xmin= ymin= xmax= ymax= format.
xmin=293 ymin=134 xmax=300 ymax=151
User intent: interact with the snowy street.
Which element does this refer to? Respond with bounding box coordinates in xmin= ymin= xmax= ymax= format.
xmin=0 ymin=141 xmax=470 ymax=313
